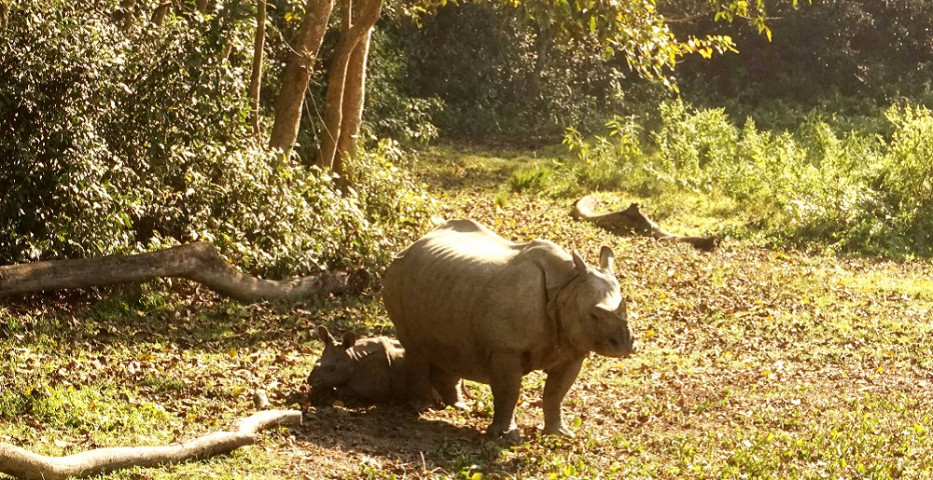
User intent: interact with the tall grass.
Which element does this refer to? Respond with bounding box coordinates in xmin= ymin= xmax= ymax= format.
xmin=521 ymin=99 xmax=933 ymax=257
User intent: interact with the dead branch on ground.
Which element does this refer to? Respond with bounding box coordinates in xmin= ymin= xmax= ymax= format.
xmin=0 ymin=242 xmax=369 ymax=301
xmin=0 ymin=409 xmax=302 ymax=480
xmin=572 ymin=195 xmax=720 ymax=251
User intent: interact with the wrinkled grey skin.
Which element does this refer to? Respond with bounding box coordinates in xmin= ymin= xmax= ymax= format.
xmin=308 ymin=326 xmax=410 ymax=405
xmin=383 ymin=218 xmax=635 ymax=438
xmin=308 ymin=326 xmax=464 ymax=407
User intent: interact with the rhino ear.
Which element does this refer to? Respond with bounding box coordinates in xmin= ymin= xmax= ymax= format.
xmin=599 ymin=246 xmax=615 ymax=273
xmin=317 ymin=325 xmax=335 ymax=344
xmin=571 ymin=250 xmax=588 ymax=275
xmin=341 ymin=331 xmax=357 ymax=349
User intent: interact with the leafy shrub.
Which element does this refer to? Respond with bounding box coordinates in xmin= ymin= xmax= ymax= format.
xmin=0 ymin=2 xmax=433 ymax=275
xmin=509 ymin=165 xmax=555 ymax=192
xmin=363 ymin=29 xmax=443 ymax=145
xmin=556 ymin=100 xmax=933 ymax=257
xmin=559 ymin=116 xmax=655 ymax=195
xmin=654 ymin=100 xmax=738 ymax=191
xmin=344 ymin=139 xmax=437 ymax=269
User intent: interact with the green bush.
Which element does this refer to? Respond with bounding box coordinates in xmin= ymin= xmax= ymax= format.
xmin=0 ymin=2 xmax=433 ymax=275
xmin=654 ymin=100 xmax=738 ymax=191
xmin=343 ymin=139 xmax=437 ymax=269
xmin=556 ymin=100 xmax=933 ymax=258
xmin=509 ymin=165 xmax=555 ymax=192
xmin=363 ymin=29 xmax=443 ymax=145
xmin=559 ymin=116 xmax=655 ymax=195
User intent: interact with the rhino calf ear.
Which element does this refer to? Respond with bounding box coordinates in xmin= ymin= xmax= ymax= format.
xmin=317 ymin=325 xmax=335 ymax=344
xmin=571 ymin=250 xmax=588 ymax=275
xmin=341 ymin=331 xmax=357 ymax=349
xmin=599 ymin=246 xmax=615 ymax=273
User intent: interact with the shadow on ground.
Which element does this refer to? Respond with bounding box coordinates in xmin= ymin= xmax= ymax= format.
xmin=291 ymin=404 xmax=527 ymax=478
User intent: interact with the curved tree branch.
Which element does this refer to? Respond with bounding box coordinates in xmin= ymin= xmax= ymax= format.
xmin=0 ymin=409 xmax=301 ymax=480
xmin=0 ymin=242 xmax=369 ymax=301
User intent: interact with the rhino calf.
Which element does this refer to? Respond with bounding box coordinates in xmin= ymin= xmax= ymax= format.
xmin=383 ymin=219 xmax=636 ymax=438
xmin=307 ymin=326 xmax=463 ymax=407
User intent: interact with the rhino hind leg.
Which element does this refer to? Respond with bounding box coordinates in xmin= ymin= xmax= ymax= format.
xmin=430 ymin=366 xmax=466 ymax=409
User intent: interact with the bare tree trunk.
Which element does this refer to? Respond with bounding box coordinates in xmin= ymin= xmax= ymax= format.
xmin=1 ymin=1 xmax=9 ymax=29
xmin=571 ymin=195 xmax=721 ymax=251
xmin=333 ymin=27 xmax=372 ymax=174
xmin=150 ymin=1 xmax=171 ymax=26
xmin=196 ymin=0 xmax=209 ymax=13
xmin=315 ymin=0 xmax=381 ymax=174
xmin=316 ymin=0 xmax=353 ymax=170
xmin=0 ymin=242 xmax=369 ymax=302
xmin=0 ymin=410 xmax=300 ymax=480
xmin=268 ymin=0 xmax=334 ymax=151
xmin=248 ymin=0 xmax=267 ymax=135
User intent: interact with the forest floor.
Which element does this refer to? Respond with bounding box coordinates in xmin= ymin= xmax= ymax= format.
xmin=3 ymin=145 xmax=933 ymax=479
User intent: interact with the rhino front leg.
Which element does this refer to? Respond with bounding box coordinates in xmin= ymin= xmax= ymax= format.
xmin=487 ymin=353 xmax=523 ymax=439
xmin=542 ymin=356 xmax=585 ymax=437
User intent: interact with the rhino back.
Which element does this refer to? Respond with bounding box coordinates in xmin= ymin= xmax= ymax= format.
xmin=384 ymin=219 xmax=577 ymax=378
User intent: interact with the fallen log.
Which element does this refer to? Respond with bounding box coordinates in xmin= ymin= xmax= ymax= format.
xmin=571 ymin=195 xmax=720 ymax=251
xmin=0 ymin=409 xmax=302 ymax=480
xmin=0 ymin=242 xmax=369 ymax=301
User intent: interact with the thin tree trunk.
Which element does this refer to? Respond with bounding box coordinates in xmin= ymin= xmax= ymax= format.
xmin=0 ymin=410 xmax=300 ymax=480
xmin=333 ymin=28 xmax=372 ymax=173
xmin=196 ymin=0 xmax=209 ymax=13
xmin=268 ymin=0 xmax=334 ymax=151
xmin=0 ymin=242 xmax=368 ymax=302
xmin=316 ymin=0 xmax=381 ymax=173
xmin=248 ymin=0 xmax=266 ymax=135
xmin=150 ymin=1 xmax=171 ymax=26
xmin=1 ymin=1 xmax=9 ymax=29
xmin=316 ymin=0 xmax=354 ymax=171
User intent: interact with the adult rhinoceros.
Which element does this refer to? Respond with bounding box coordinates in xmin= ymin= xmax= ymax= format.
xmin=383 ymin=218 xmax=635 ymax=438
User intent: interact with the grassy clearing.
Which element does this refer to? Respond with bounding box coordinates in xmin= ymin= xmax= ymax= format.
xmin=3 ymin=145 xmax=933 ymax=479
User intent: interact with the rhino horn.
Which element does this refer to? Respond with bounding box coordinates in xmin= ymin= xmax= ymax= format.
xmin=317 ymin=325 xmax=336 ymax=344
xmin=571 ymin=250 xmax=588 ymax=275
xmin=598 ymin=246 xmax=615 ymax=274
xmin=341 ymin=331 xmax=357 ymax=349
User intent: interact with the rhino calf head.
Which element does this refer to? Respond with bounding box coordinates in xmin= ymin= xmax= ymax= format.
xmin=307 ymin=325 xmax=361 ymax=391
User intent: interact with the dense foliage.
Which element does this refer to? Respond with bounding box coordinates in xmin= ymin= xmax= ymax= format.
xmin=523 ymin=100 xmax=933 ymax=257
xmin=671 ymin=0 xmax=933 ymax=130
xmin=3 ymin=0 xmax=933 ymax=268
xmin=0 ymin=2 xmax=433 ymax=273
xmin=394 ymin=3 xmax=630 ymax=138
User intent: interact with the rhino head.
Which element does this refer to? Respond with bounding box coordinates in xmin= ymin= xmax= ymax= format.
xmin=551 ymin=246 xmax=635 ymax=358
xmin=307 ymin=325 xmax=359 ymax=389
